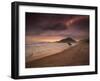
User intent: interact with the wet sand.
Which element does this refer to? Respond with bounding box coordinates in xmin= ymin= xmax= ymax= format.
xmin=26 ymin=42 xmax=89 ymax=68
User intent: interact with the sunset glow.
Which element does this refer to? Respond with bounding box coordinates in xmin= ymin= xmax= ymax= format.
xmin=25 ymin=13 xmax=89 ymax=44
xmin=26 ymin=36 xmax=65 ymax=44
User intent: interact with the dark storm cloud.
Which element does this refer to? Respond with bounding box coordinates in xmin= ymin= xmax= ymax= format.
xmin=26 ymin=12 xmax=73 ymax=31
xmin=26 ymin=29 xmax=43 ymax=36
xmin=72 ymin=17 xmax=89 ymax=31
xmin=66 ymin=16 xmax=89 ymax=31
xmin=26 ymin=12 xmax=89 ymax=40
xmin=43 ymin=23 xmax=68 ymax=31
xmin=74 ymin=17 xmax=89 ymax=26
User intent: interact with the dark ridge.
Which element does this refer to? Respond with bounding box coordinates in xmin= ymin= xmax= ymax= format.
xmin=57 ymin=37 xmax=76 ymax=45
xmin=79 ymin=38 xmax=89 ymax=43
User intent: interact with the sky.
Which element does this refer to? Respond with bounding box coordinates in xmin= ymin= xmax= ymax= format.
xmin=25 ymin=12 xmax=89 ymax=44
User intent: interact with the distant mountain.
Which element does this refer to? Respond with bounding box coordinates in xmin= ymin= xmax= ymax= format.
xmin=58 ymin=37 xmax=76 ymax=43
xmin=57 ymin=37 xmax=76 ymax=45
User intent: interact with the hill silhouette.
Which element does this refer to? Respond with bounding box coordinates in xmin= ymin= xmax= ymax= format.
xmin=57 ymin=37 xmax=76 ymax=45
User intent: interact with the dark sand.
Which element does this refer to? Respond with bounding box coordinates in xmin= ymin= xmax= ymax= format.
xmin=26 ymin=42 xmax=89 ymax=68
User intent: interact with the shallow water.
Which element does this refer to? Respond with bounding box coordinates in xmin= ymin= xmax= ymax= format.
xmin=25 ymin=42 xmax=69 ymax=62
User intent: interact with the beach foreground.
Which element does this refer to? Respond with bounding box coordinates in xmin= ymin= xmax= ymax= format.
xmin=26 ymin=40 xmax=89 ymax=68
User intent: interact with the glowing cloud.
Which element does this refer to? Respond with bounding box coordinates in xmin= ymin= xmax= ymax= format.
xmin=66 ymin=16 xmax=88 ymax=26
